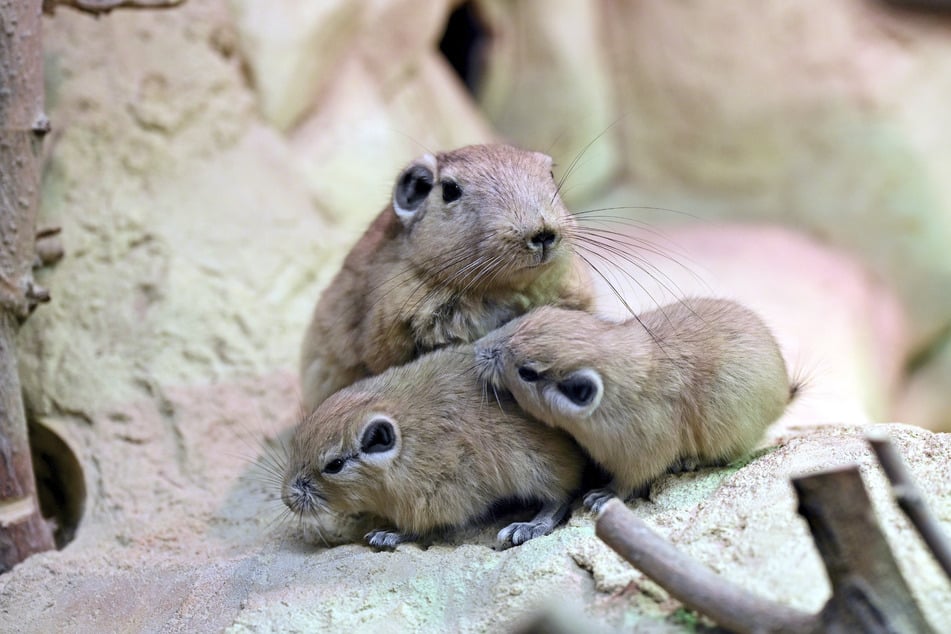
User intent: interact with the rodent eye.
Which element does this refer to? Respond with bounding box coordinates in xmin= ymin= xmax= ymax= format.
xmin=323 ymin=458 xmax=345 ymax=474
xmin=550 ymin=170 xmax=555 ymax=180
xmin=518 ymin=366 xmax=541 ymax=383
xmin=441 ymin=179 xmax=462 ymax=203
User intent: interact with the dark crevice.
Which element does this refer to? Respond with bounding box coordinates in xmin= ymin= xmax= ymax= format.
xmin=438 ymin=1 xmax=490 ymax=95
xmin=29 ymin=420 xmax=85 ymax=548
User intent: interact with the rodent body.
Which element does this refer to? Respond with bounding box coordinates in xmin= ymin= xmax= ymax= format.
xmin=474 ymin=298 xmax=796 ymax=510
xmin=300 ymin=144 xmax=592 ymax=411
xmin=283 ymin=344 xmax=586 ymax=548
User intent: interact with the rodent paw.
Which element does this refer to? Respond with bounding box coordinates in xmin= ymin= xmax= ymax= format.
xmin=582 ymin=488 xmax=617 ymax=515
xmin=497 ymin=520 xmax=554 ymax=547
xmin=364 ymin=529 xmax=408 ymax=550
xmin=668 ymin=457 xmax=701 ymax=474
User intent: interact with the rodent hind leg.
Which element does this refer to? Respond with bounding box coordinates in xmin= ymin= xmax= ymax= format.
xmin=496 ymin=499 xmax=572 ymax=548
xmin=365 ymin=528 xmax=417 ymax=550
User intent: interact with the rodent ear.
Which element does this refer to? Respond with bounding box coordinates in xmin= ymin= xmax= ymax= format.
xmin=393 ymin=155 xmax=436 ymax=226
xmin=552 ymin=368 xmax=603 ymax=416
xmin=360 ymin=417 xmax=398 ymax=455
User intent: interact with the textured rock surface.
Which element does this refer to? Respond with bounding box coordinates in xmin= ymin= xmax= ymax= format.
xmin=2 ymin=1 xmax=950 ymax=633
xmin=2 ymin=420 xmax=948 ymax=632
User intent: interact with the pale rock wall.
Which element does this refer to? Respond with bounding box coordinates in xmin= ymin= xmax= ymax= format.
xmin=0 ymin=1 xmax=948 ymax=633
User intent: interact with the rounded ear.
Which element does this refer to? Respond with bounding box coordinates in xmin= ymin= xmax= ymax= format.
xmin=360 ymin=416 xmax=399 ymax=456
xmin=531 ymin=151 xmax=554 ymax=169
xmin=550 ymin=368 xmax=603 ymax=417
xmin=393 ymin=154 xmax=436 ymax=226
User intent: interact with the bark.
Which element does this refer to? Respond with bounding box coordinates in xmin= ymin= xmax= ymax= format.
xmin=796 ymin=467 xmax=935 ymax=633
xmin=0 ymin=0 xmax=55 ymax=573
xmin=596 ymin=466 xmax=936 ymax=633
xmin=596 ymin=499 xmax=815 ymax=634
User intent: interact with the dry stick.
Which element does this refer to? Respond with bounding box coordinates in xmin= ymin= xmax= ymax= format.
xmin=794 ymin=467 xmax=935 ymax=634
xmin=866 ymin=429 xmax=951 ymax=581
xmin=596 ymin=499 xmax=815 ymax=634
xmin=0 ymin=0 xmax=56 ymax=572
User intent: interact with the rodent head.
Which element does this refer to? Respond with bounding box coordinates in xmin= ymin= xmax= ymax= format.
xmin=282 ymin=390 xmax=402 ymax=522
xmin=475 ymin=306 xmax=605 ymax=427
xmin=392 ymin=144 xmax=574 ymax=291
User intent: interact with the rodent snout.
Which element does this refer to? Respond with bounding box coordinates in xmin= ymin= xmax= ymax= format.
xmin=474 ymin=344 xmax=503 ymax=386
xmin=283 ymin=472 xmax=320 ymax=515
xmin=527 ymin=229 xmax=559 ymax=254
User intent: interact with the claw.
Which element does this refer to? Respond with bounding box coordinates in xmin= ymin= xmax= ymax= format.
xmin=364 ymin=529 xmax=410 ymax=550
xmin=583 ymin=488 xmax=617 ymax=514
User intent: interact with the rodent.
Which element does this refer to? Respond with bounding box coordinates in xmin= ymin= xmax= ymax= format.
xmin=300 ymin=144 xmax=593 ymax=411
xmin=282 ymin=344 xmax=587 ymax=549
xmin=473 ymin=298 xmax=798 ymax=512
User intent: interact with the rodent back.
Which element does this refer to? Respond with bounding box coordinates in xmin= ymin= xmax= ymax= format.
xmin=474 ymin=300 xmax=792 ymax=478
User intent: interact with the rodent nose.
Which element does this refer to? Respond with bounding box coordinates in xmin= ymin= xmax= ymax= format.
xmin=528 ymin=230 xmax=558 ymax=251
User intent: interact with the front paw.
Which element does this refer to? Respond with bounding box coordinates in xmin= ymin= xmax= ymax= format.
xmin=497 ymin=520 xmax=553 ymax=547
xmin=365 ymin=529 xmax=411 ymax=550
xmin=582 ymin=488 xmax=617 ymax=514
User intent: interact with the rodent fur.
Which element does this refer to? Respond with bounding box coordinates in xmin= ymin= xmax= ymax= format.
xmin=283 ymin=344 xmax=586 ymax=548
xmin=474 ymin=298 xmax=797 ymax=510
xmin=300 ymin=144 xmax=592 ymax=411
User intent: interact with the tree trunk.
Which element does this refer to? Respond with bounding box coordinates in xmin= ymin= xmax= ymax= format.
xmin=0 ymin=0 xmax=55 ymax=573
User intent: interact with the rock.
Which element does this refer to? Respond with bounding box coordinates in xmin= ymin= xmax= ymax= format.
xmin=598 ymin=0 xmax=951 ymax=349
xmin=475 ymin=0 xmax=619 ymax=206
xmin=289 ymin=51 xmax=496 ymax=229
xmin=229 ymin=0 xmax=365 ymax=132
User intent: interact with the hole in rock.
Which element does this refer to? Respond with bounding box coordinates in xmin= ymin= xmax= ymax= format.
xmin=438 ymin=1 xmax=490 ymax=94
xmin=29 ymin=420 xmax=86 ymax=548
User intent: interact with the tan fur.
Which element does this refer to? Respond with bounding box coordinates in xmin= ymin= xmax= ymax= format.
xmin=283 ymin=345 xmax=586 ymax=546
xmin=474 ymin=299 xmax=794 ymax=500
xmin=300 ymin=144 xmax=592 ymax=411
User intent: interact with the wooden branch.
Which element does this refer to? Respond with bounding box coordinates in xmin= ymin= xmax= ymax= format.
xmin=0 ymin=0 xmax=56 ymax=572
xmin=42 ymin=0 xmax=184 ymax=15
xmin=596 ymin=499 xmax=815 ymax=634
xmin=793 ymin=467 xmax=935 ymax=633
xmin=597 ymin=466 xmax=937 ymax=633
xmin=866 ymin=429 xmax=951 ymax=581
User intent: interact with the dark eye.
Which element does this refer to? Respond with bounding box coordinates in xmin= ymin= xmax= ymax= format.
xmin=323 ymin=458 xmax=345 ymax=474
xmin=441 ymin=180 xmax=462 ymax=203
xmin=518 ymin=366 xmax=541 ymax=383
xmin=550 ymin=170 xmax=555 ymax=180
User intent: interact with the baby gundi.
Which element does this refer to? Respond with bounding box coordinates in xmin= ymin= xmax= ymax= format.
xmin=300 ymin=144 xmax=592 ymax=411
xmin=282 ymin=344 xmax=586 ymax=549
xmin=474 ymin=298 xmax=798 ymax=512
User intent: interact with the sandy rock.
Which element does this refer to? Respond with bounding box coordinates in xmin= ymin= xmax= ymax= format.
xmin=897 ymin=334 xmax=951 ymax=432
xmin=358 ymin=0 xmax=454 ymax=91
xmin=3 ymin=421 xmax=948 ymax=632
xmin=598 ymin=0 xmax=951 ymax=349
xmin=229 ymin=0 xmax=366 ymax=131
xmin=289 ymin=52 xmax=496 ymax=229
xmin=475 ymin=0 xmax=619 ymax=205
